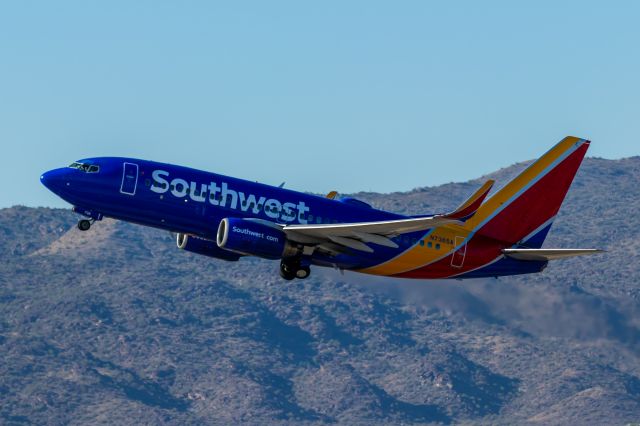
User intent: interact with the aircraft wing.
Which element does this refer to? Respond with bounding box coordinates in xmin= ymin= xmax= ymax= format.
xmin=502 ymin=248 xmax=604 ymax=261
xmin=282 ymin=180 xmax=495 ymax=254
xmin=283 ymin=216 xmax=462 ymax=254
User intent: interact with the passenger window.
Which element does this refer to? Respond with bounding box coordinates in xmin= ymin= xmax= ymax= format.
xmin=420 ymin=240 xmax=424 ymax=246
xmin=428 ymin=241 xmax=433 ymax=248
xmin=436 ymin=243 xmax=441 ymax=250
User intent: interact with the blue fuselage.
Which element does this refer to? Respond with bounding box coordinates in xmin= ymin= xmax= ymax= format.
xmin=41 ymin=157 xmax=414 ymax=270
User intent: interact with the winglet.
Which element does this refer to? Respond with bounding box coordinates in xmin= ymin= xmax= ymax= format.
xmin=445 ymin=180 xmax=495 ymax=221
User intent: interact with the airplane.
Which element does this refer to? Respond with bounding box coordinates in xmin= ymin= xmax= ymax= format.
xmin=40 ymin=136 xmax=602 ymax=280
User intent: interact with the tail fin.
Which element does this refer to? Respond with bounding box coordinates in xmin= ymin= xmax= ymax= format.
xmin=464 ymin=136 xmax=590 ymax=246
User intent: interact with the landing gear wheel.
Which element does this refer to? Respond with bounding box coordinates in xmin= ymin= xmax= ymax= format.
xmin=279 ymin=261 xmax=311 ymax=280
xmin=77 ymin=219 xmax=92 ymax=231
xmin=279 ymin=262 xmax=296 ymax=281
xmin=296 ymin=266 xmax=311 ymax=279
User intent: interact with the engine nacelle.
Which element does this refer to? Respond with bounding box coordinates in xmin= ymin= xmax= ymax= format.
xmin=176 ymin=233 xmax=241 ymax=261
xmin=217 ymin=217 xmax=287 ymax=260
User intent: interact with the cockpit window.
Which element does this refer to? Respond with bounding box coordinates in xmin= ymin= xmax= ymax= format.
xmin=69 ymin=162 xmax=100 ymax=173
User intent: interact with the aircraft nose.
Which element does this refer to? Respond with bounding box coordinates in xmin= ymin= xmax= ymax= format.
xmin=40 ymin=168 xmax=68 ymax=193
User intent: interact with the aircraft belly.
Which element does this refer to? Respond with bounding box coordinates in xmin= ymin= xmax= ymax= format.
xmin=392 ymin=235 xmax=505 ymax=279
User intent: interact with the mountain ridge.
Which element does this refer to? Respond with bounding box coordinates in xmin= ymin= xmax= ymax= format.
xmin=1 ymin=156 xmax=639 ymax=425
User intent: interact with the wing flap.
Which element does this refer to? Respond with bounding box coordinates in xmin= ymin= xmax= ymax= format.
xmin=502 ymin=248 xmax=604 ymax=261
xmin=352 ymin=231 xmax=399 ymax=248
xmin=328 ymin=236 xmax=374 ymax=253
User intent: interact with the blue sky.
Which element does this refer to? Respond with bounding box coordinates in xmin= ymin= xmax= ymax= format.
xmin=1 ymin=1 xmax=639 ymax=208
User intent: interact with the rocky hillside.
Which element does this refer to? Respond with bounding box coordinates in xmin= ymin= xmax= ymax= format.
xmin=1 ymin=156 xmax=639 ymax=425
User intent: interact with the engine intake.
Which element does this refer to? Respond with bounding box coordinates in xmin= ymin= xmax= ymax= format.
xmin=217 ymin=217 xmax=287 ymax=259
xmin=176 ymin=233 xmax=241 ymax=261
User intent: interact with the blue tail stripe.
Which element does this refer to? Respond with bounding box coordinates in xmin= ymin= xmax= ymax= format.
xmin=522 ymin=223 xmax=553 ymax=248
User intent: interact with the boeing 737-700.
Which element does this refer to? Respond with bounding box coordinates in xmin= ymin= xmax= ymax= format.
xmin=40 ymin=136 xmax=602 ymax=280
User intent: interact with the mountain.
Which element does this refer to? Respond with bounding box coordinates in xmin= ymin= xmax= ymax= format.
xmin=1 ymin=156 xmax=639 ymax=425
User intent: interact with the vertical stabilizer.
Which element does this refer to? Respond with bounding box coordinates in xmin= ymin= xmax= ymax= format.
xmin=465 ymin=137 xmax=590 ymax=246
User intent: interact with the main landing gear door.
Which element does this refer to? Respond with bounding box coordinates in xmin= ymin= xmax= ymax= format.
xmin=120 ymin=162 xmax=139 ymax=195
xmin=451 ymin=236 xmax=467 ymax=268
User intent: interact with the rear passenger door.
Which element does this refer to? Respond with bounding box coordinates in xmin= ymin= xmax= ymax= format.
xmin=450 ymin=236 xmax=467 ymax=268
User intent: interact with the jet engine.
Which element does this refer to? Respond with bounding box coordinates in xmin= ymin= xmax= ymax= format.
xmin=176 ymin=233 xmax=241 ymax=261
xmin=217 ymin=217 xmax=293 ymax=259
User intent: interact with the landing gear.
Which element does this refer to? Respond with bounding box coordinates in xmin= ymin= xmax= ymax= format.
xmin=73 ymin=207 xmax=103 ymax=231
xmin=77 ymin=219 xmax=92 ymax=231
xmin=279 ymin=260 xmax=311 ymax=280
xmin=279 ymin=262 xmax=296 ymax=280
xmin=296 ymin=266 xmax=310 ymax=279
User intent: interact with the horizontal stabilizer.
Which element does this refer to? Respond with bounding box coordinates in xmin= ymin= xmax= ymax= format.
xmin=503 ymin=248 xmax=604 ymax=261
xmin=446 ymin=180 xmax=494 ymax=221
